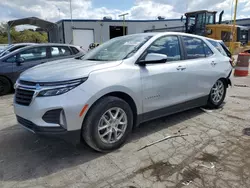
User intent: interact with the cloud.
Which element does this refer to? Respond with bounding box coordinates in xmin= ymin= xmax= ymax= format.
xmin=0 ymin=0 xmax=249 ymax=25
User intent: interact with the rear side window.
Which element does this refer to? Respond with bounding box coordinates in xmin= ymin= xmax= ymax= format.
xmin=70 ymin=47 xmax=79 ymax=54
xmin=208 ymin=40 xmax=228 ymax=57
xmin=182 ymin=36 xmax=213 ymax=59
xmin=50 ymin=46 xmax=72 ymax=57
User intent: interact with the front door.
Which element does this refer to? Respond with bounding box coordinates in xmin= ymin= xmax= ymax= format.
xmin=13 ymin=46 xmax=48 ymax=81
xmin=140 ymin=35 xmax=189 ymax=114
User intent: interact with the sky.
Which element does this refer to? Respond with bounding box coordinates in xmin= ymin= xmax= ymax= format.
xmin=0 ymin=0 xmax=249 ymax=24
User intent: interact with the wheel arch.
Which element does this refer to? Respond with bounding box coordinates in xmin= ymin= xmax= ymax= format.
xmin=0 ymin=75 xmax=13 ymax=94
xmin=82 ymin=91 xmax=139 ymax=130
xmin=219 ymin=77 xmax=231 ymax=88
xmin=0 ymin=75 xmax=13 ymax=86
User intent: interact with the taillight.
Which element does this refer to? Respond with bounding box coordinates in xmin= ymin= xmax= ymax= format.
xmin=229 ymin=58 xmax=234 ymax=67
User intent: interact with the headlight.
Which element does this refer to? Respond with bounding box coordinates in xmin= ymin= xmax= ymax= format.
xmin=37 ymin=77 xmax=87 ymax=97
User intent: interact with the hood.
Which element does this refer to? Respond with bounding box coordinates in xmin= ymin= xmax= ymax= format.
xmin=19 ymin=58 xmax=122 ymax=82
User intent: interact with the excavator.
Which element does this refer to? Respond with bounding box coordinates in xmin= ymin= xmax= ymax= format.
xmin=184 ymin=10 xmax=250 ymax=55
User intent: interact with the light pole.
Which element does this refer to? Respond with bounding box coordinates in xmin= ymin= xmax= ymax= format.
xmin=70 ymin=0 xmax=73 ymax=21
xmin=118 ymin=13 xmax=129 ymax=36
xmin=69 ymin=0 xmax=74 ymax=44
xmin=55 ymin=6 xmax=61 ymax=19
xmin=230 ymin=0 xmax=238 ymax=55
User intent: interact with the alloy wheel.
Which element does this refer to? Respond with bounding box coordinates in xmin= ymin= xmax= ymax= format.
xmin=211 ymin=80 xmax=224 ymax=104
xmin=98 ymin=107 xmax=128 ymax=144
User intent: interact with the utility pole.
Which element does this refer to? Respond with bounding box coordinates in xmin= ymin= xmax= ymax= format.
xmin=70 ymin=0 xmax=74 ymax=44
xmin=230 ymin=0 xmax=238 ymax=54
xmin=119 ymin=13 xmax=129 ymax=36
xmin=55 ymin=6 xmax=61 ymax=19
xmin=7 ymin=25 xmax=11 ymax=45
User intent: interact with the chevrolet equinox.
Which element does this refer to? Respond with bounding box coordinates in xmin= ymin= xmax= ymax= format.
xmin=13 ymin=32 xmax=232 ymax=152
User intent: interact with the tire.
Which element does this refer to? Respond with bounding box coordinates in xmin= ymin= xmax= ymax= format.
xmin=207 ymin=79 xmax=227 ymax=109
xmin=0 ymin=76 xmax=12 ymax=96
xmin=82 ymin=96 xmax=133 ymax=152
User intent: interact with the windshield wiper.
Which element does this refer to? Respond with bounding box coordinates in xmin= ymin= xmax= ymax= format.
xmin=86 ymin=58 xmax=108 ymax=61
xmin=75 ymin=55 xmax=84 ymax=59
xmin=86 ymin=58 xmax=100 ymax=61
xmin=123 ymin=47 xmax=138 ymax=59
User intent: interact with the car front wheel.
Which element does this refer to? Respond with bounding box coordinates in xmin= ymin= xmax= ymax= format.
xmin=0 ymin=77 xmax=12 ymax=96
xmin=82 ymin=96 xmax=133 ymax=152
xmin=207 ymin=79 xmax=227 ymax=108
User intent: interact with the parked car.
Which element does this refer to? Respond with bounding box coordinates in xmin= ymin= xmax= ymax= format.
xmin=13 ymin=32 xmax=232 ymax=152
xmin=0 ymin=43 xmax=85 ymax=95
xmin=0 ymin=43 xmax=35 ymax=57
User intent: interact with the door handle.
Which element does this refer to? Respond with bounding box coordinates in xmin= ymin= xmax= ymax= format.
xmin=176 ymin=66 xmax=186 ymax=71
xmin=211 ymin=61 xmax=217 ymax=66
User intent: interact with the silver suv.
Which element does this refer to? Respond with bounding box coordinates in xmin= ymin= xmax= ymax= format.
xmin=13 ymin=32 xmax=232 ymax=152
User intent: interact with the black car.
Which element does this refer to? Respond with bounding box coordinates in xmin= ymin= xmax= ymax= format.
xmin=0 ymin=43 xmax=85 ymax=95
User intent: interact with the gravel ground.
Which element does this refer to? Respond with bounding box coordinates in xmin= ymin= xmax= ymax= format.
xmin=0 ymin=75 xmax=250 ymax=188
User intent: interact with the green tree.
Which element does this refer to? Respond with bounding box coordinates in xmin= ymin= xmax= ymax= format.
xmin=0 ymin=22 xmax=48 ymax=44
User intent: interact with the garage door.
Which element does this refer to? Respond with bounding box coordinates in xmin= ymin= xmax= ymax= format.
xmin=73 ymin=29 xmax=94 ymax=51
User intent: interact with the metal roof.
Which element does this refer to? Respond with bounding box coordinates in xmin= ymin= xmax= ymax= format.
xmin=8 ymin=17 xmax=57 ymax=31
xmin=185 ymin=10 xmax=217 ymax=15
xmin=57 ymin=18 xmax=181 ymax=24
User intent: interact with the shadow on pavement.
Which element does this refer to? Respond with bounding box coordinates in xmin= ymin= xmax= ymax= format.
xmin=0 ymin=108 xmax=204 ymax=182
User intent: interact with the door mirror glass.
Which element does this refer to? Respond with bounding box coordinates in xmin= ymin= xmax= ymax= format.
xmin=16 ymin=57 xmax=25 ymax=66
xmin=139 ymin=53 xmax=167 ymax=65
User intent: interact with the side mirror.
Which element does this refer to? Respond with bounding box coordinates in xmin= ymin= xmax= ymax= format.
xmin=16 ymin=57 xmax=25 ymax=66
xmin=138 ymin=53 xmax=167 ymax=65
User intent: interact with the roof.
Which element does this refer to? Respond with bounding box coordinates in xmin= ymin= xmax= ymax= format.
xmin=185 ymin=10 xmax=217 ymax=15
xmin=8 ymin=17 xmax=57 ymax=30
xmin=57 ymin=18 xmax=181 ymax=24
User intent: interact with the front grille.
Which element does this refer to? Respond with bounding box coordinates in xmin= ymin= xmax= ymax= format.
xmin=42 ymin=109 xmax=62 ymax=124
xmin=16 ymin=116 xmax=34 ymax=130
xmin=19 ymin=80 xmax=36 ymax=86
xmin=15 ymin=89 xmax=34 ymax=106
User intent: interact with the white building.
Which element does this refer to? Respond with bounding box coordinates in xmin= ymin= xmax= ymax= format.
xmin=48 ymin=18 xmax=184 ymax=51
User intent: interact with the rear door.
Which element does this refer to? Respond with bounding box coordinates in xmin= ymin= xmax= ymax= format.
xmin=13 ymin=46 xmax=48 ymax=81
xmin=181 ymin=36 xmax=218 ymax=99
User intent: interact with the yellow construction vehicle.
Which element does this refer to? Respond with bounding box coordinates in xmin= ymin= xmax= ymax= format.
xmin=184 ymin=10 xmax=250 ymax=55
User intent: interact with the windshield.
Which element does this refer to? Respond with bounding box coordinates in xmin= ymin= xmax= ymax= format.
xmin=83 ymin=35 xmax=152 ymax=61
xmin=1 ymin=44 xmax=14 ymax=52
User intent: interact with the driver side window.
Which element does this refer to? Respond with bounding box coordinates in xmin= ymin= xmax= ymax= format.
xmin=5 ymin=55 xmax=17 ymax=63
xmin=16 ymin=47 xmax=47 ymax=63
xmin=146 ymin=36 xmax=181 ymax=62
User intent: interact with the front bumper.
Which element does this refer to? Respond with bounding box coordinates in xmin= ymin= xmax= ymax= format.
xmin=13 ymin=86 xmax=93 ymax=143
xmin=16 ymin=115 xmax=81 ymax=144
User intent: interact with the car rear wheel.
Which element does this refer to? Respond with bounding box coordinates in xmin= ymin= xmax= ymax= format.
xmin=207 ymin=79 xmax=226 ymax=108
xmin=82 ymin=96 xmax=133 ymax=152
xmin=0 ymin=77 xmax=12 ymax=96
